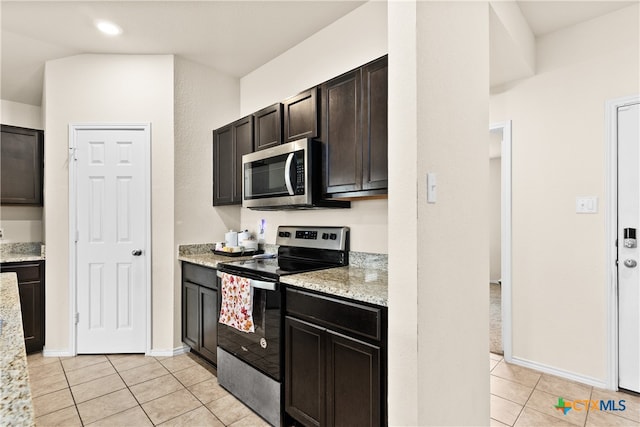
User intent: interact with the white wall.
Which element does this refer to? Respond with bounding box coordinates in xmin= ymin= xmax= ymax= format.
xmin=173 ymin=56 xmax=240 ymax=347
xmin=389 ymin=1 xmax=490 ymax=425
xmin=238 ymin=0 xmax=389 ymax=253
xmin=0 ymin=100 xmax=44 ymax=243
xmin=44 ymin=54 xmax=176 ymax=354
xmin=491 ymin=4 xmax=640 ymax=384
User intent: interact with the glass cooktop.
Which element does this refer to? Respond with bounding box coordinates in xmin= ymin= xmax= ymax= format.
xmin=218 ymin=256 xmax=337 ymax=279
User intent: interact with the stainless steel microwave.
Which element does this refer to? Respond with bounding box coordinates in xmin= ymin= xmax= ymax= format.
xmin=242 ymin=139 xmax=350 ymax=210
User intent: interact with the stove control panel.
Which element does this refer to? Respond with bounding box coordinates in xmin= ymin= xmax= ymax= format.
xmin=276 ymin=226 xmax=349 ymax=251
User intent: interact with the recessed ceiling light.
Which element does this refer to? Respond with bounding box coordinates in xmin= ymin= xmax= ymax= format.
xmin=96 ymin=20 xmax=122 ymax=36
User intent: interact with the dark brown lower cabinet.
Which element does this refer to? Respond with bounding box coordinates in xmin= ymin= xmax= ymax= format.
xmin=327 ymin=332 xmax=380 ymax=427
xmin=285 ymin=288 xmax=386 ymax=427
xmin=285 ymin=317 xmax=326 ymax=427
xmin=0 ymin=260 xmax=45 ymax=353
xmin=181 ymin=262 xmax=218 ymax=365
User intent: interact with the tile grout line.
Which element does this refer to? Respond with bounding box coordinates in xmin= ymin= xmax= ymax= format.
xmin=106 ymin=354 xmax=158 ymax=426
xmin=58 ymin=356 xmax=84 ymax=426
xmin=163 ymin=358 xmax=228 ymax=426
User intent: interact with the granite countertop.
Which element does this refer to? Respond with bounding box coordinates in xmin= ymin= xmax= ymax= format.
xmin=0 ymin=273 xmax=35 ymax=426
xmin=178 ymin=252 xmax=256 ymax=269
xmin=178 ymin=243 xmax=388 ymax=307
xmin=281 ymin=265 xmax=388 ymax=307
xmin=0 ymin=242 xmax=45 ymax=264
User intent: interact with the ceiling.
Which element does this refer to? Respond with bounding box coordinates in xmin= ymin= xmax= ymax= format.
xmin=1 ymin=1 xmax=637 ymax=107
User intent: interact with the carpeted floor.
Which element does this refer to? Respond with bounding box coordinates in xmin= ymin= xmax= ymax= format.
xmin=490 ymin=283 xmax=502 ymax=355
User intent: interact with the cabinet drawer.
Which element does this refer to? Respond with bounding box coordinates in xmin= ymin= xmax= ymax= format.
xmin=1 ymin=262 xmax=42 ymax=283
xmin=286 ymin=288 xmax=381 ymax=342
xmin=182 ymin=263 xmax=216 ymax=289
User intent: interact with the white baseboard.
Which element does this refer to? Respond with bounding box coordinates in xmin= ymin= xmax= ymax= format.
xmin=42 ymin=349 xmax=74 ymax=357
xmin=510 ymin=356 xmax=610 ymax=390
xmin=147 ymin=345 xmax=190 ymax=357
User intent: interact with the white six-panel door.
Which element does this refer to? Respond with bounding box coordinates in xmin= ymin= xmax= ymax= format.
xmin=74 ymin=126 xmax=149 ymax=353
xmin=618 ymin=102 xmax=640 ymax=392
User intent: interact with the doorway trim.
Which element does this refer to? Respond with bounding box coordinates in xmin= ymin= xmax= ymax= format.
xmin=68 ymin=123 xmax=152 ymax=356
xmin=490 ymin=120 xmax=513 ymax=361
xmin=606 ymin=94 xmax=640 ymax=390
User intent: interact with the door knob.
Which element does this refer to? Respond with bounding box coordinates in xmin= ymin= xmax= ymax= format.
xmin=132 ymin=249 xmax=143 ymax=256
xmin=624 ymin=259 xmax=637 ymax=268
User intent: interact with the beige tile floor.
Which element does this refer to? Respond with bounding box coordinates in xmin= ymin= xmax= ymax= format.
xmin=27 ymin=351 xmax=640 ymax=426
xmin=490 ymin=353 xmax=640 ymax=427
xmin=27 ymin=352 xmax=269 ymax=426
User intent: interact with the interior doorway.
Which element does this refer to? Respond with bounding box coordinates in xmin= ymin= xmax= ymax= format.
xmin=606 ymin=95 xmax=640 ymax=392
xmin=489 ymin=121 xmax=512 ymax=361
xmin=69 ymin=123 xmax=152 ymax=355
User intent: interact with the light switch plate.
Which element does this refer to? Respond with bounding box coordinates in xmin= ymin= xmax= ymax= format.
xmin=427 ymin=173 xmax=437 ymax=203
xmin=576 ymin=196 xmax=598 ymax=214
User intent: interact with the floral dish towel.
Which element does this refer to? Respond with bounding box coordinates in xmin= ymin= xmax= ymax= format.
xmin=219 ymin=272 xmax=255 ymax=333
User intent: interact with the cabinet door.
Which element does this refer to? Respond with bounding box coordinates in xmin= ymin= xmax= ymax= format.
xmin=1 ymin=125 xmax=44 ymax=206
xmin=233 ymin=116 xmax=254 ymax=203
xmin=326 ymin=331 xmax=381 ymax=427
xmin=322 ymin=70 xmax=362 ymax=195
xmin=19 ymin=281 xmax=44 ymax=353
xmin=182 ymin=281 xmax=200 ymax=350
xmin=213 ymin=124 xmax=234 ymax=205
xmin=362 ymin=56 xmax=388 ymax=191
xmin=1 ymin=261 xmax=45 ymax=353
xmin=285 ymin=316 xmax=326 ymax=427
xmin=254 ymin=103 xmax=282 ymax=151
xmin=284 ymin=88 xmax=318 ymax=142
xmin=199 ymin=286 xmax=218 ymax=364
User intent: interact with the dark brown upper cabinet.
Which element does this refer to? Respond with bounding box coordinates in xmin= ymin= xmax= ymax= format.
xmin=321 ymin=69 xmax=362 ymax=195
xmin=253 ymin=103 xmax=283 ymax=151
xmin=362 ymin=56 xmax=388 ymax=192
xmin=283 ymin=87 xmax=318 ymax=142
xmin=213 ymin=115 xmax=253 ymax=205
xmin=1 ymin=125 xmax=44 ymax=206
xmin=320 ymin=55 xmax=388 ymax=199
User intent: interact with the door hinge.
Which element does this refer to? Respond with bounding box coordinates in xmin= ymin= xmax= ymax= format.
xmin=74 ymin=313 xmax=79 ymax=324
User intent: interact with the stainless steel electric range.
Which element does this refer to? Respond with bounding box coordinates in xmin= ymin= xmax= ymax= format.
xmin=216 ymin=225 xmax=349 ymax=427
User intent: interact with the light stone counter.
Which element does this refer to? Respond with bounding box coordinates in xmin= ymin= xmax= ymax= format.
xmin=281 ymin=266 xmax=388 ymax=307
xmin=0 ymin=242 xmax=45 ymax=264
xmin=178 ymin=252 xmax=257 ymax=269
xmin=0 ymin=273 xmax=35 ymax=426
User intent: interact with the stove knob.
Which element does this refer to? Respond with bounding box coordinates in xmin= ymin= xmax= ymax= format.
xmin=278 ymin=232 xmax=285 ymax=238
xmin=330 ymin=233 xmax=337 ymax=240
xmin=322 ymin=233 xmax=329 ymax=240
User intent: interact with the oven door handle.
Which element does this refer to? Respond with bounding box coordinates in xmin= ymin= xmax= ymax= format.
xmin=217 ymin=270 xmax=278 ymax=291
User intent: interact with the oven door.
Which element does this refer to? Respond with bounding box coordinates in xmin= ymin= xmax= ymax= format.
xmin=216 ymin=270 xmax=282 ymax=381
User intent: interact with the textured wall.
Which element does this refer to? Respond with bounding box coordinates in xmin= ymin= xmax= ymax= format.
xmin=491 ymin=3 xmax=640 ymax=383
xmin=43 ymin=54 xmax=175 ymax=354
xmin=239 ymin=1 xmax=389 ymax=254
xmin=173 ymin=56 xmax=240 ymax=347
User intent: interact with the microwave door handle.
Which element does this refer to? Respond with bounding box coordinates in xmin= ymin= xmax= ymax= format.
xmin=284 ymin=152 xmax=295 ymax=196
